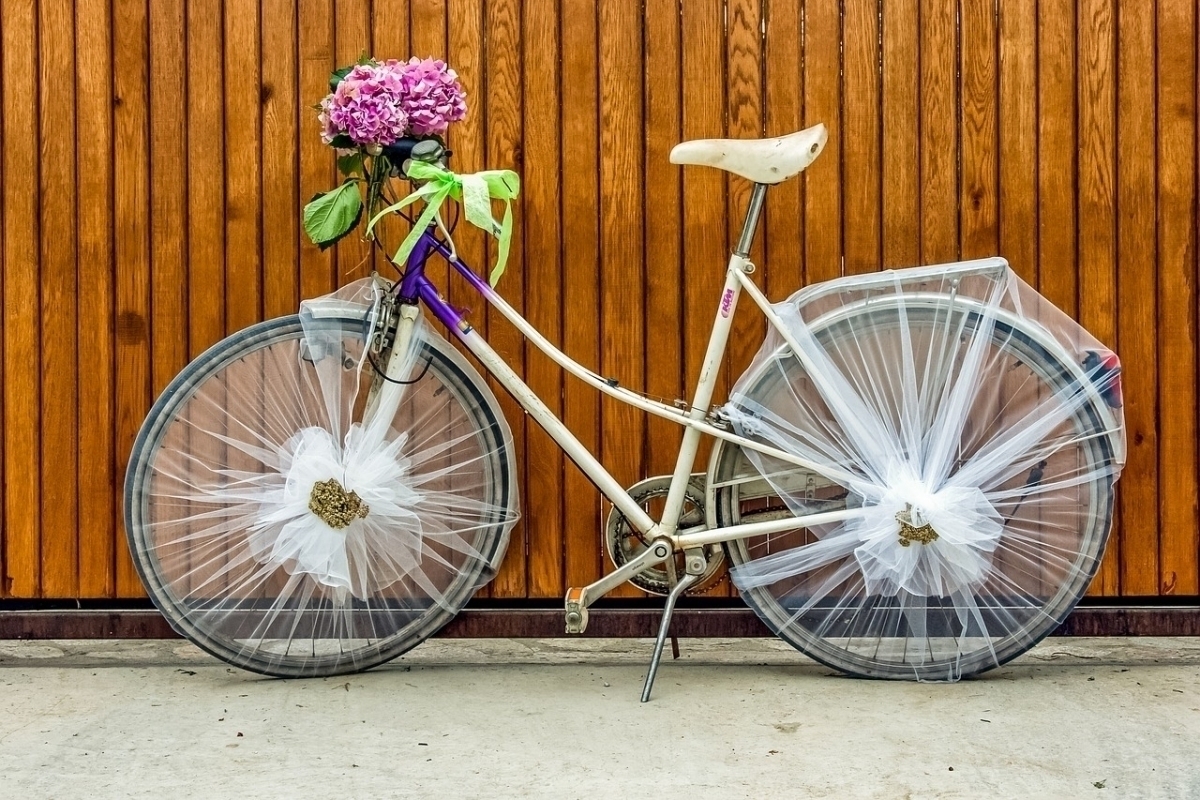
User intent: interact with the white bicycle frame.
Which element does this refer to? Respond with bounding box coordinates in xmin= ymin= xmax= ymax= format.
xmin=354 ymin=175 xmax=1116 ymax=701
xmin=366 ymin=185 xmax=1026 ymax=611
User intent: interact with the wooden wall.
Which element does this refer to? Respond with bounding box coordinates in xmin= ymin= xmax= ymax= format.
xmin=0 ymin=0 xmax=1196 ymax=601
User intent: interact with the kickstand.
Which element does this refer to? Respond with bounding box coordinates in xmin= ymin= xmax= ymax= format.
xmin=641 ymin=571 xmax=699 ymax=703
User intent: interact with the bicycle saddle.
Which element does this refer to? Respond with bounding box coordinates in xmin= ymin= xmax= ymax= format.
xmin=669 ymin=123 xmax=828 ymax=184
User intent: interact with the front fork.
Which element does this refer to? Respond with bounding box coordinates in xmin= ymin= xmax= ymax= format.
xmin=360 ymin=296 xmax=420 ymax=445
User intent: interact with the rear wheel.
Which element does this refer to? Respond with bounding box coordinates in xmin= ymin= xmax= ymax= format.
xmin=711 ymin=301 xmax=1116 ymax=680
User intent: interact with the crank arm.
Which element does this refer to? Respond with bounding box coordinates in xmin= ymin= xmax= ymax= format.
xmin=564 ymin=538 xmax=672 ymax=634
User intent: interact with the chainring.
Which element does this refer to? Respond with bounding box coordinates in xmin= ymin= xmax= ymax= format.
xmin=604 ymin=474 xmax=726 ymax=596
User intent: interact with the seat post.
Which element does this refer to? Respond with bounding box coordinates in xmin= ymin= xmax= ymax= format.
xmin=733 ymin=183 xmax=769 ymax=258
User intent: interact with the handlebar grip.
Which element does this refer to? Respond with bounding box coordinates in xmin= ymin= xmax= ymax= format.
xmin=380 ymin=137 xmax=448 ymax=166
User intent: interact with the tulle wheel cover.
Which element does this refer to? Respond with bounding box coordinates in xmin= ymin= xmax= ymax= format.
xmin=132 ymin=277 xmax=518 ymax=671
xmin=723 ymin=260 xmax=1125 ymax=677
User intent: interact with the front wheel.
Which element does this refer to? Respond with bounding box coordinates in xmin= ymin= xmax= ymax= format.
xmin=124 ymin=312 xmax=517 ymax=677
xmin=710 ymin=298 xmax=1120 ymax=680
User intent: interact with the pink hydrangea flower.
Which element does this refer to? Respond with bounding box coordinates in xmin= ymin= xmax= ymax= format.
xmin=319 ymin=57 xmax=468 ymax=146
xmin=391 ymin=57 xmax=468 ymax=137
xmin=318 ymin=63 xmax=410 ymax=147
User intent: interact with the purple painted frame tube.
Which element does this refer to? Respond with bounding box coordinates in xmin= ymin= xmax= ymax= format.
xmin=396 ymin=229 xmax=495 ymax=331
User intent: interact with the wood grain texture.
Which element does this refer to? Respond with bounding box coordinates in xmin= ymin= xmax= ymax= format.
xmin=842 ymin=0 xmax=881 ymax=275
xmin=0 ymin=0 xmax=1192 ymax=604
xmin=960 ymin=0 xmax=999 ymax=260
xmin=298 ymin=0 xmax=336 ymax=301
xmin=559 ymin=0 xmax=603 ymax=590
xmin=3 ymin=0 xmax=41 ymax=597
xmin=919 ymin=0 xmax=959 ymax=263
xmin=725 ymin=0 xmax=765 ymax=393
xmin=1155 ymin=0 xmax=1198 ymax=596
xmin=1115 ymin=0 xmax=1159 ymax=596
xmin=763 ymin=0 xmax=804 ymax=295
xmin=598 ymin=0 xmax=645 ymax=599
xmin=261 ymin=0 xmax=300 ymax=320
xmin=39 ymin=0 xmax=79 ymax=596
xmin=803 ymin=0 xmax=842 ymax=284
xmin=644 ymin=0 xmax=685 ymax=484
xmin=1077 ymin=0 xmax=1119 ymax=595
xmin=224 ymin=0 xmax=263 ymax=332
xmin=75 ymin=0 xmax=116 ymax=597
xmin=880 ymin=0 xmax=919 ymax=270
xmin=483 ymin=0 xmax=527 ymax=598
xmin=113 ymin=0 xmax=151 ymax=597
xmin=522 ymin=0 xmax=564 ymax=596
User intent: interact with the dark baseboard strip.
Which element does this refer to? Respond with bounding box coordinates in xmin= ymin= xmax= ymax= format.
xmin=1 ymin=605 xmax=1198 ymax=640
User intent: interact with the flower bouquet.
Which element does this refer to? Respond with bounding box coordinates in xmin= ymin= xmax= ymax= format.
xmin=303 ymin=56 xmax=466 ymax=249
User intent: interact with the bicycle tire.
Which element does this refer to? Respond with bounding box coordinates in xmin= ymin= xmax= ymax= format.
xmin=124 ymin=313 xmax=516 ymax=677
xmin=711 ymin=299 xmax=1118 ymax=680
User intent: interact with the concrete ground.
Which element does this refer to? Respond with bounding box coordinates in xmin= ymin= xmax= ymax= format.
xmin=1 ymin=637 xmax=1198 ymax=799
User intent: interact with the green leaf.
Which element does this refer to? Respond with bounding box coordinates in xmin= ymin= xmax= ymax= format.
xmin=329 ymin=65 xmax=354 ymax=91
xmin=303 ymin=181 xmax=363 ymax=251
xmin=328 ymin=134 xmax=356 ymax=149
xmin=337 ymin=153 xmax=364 ymax=177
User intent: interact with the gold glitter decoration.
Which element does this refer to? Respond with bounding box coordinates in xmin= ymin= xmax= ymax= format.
xmin=895 ymin=507 xmax=939 ymax=547
xmin=308 ymin=478 xmax=370 ymax=529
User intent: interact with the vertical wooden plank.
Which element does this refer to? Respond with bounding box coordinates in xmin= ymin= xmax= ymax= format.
xmin=881 ymin=0 xmax=920 ymax=269
xmin=409 ymin=0 xmax=446 ymax=57
xmin=681 ymin=0 xmax=726 ymax=397
xmin=2 ymin=0 xmax=41 ymax=597
xmin=225 ymin=0 xmax=262 ymax=333
xmin=522 ymin=0 xmax=564 ymax=597
xmin=720 ymin=0 xmax=765 ymax=600
xmin=446 ymin=0 xmax=490 ymax=598
xmin=298 ymin=0 xmax=335 ymax=301
xmin=1037 ymin=0 xmax=1076 ymax=316
xmin=560 ymin=0 xmax=603 ymax=590
xmin=39 ymin=0 xmax=78 ymax=596
xmin=1113 ymin=0 xmax=1157 ymax=595
xmin=332 ymin=0 xmax=372 ymax=285
xmin=182 ymin=0 xmax=227 ymax=600
xmin=76 ymin=0 xmax=116 ymax=597
xmin=371 ymin=0 xmax=410 ymax=57
xmin=445 ymin=0 xmax=482 ymax=307
xmin=150 ymin=1 xmax=189 ymax=393
xmin=764 ymin=0 xmax=805 ymax=295
xmin=726 ymin=0 xmax=765 ymax=384
xmin=919 ymin=0 xmax=959 ymax=263
xmin=998 ymin=0 xmax=1037 ymax=285
xmin=842 ymin=0 xmax=881 ymax=274
xmin=802 ymin=0 xmax=842 ymax=284
xmin=114 ymin=0 xmax=151 ymax=596
xmin=597 ymin=2 xmax=646 ymax=408
xmin=1157 ymin=0 xmax=1198 ymax=596
xmin=960 ymin=0 xmax=999 ymax=259
xmin=262 ymin=0 xmax=300 ymax=319
xmin=998 ymin=0 xmax=1044 ymax=598
xmin=484 ymin=0 xmax=528 ymax=598
xmin=188 ymin=0 xmax=226 ymax=359
xmin=1078 ymin=0 xmax=1119 ymax=595
xmin=598 ymin=0 xmax=645 ymax=599
xmin=644 ymin=0 xmax=685 ymax=491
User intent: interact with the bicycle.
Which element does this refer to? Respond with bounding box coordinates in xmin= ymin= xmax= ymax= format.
xmin=124 ymin=125 xmax=1126 ymax=701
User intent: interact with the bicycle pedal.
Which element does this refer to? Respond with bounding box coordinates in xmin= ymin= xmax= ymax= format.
xmin=564 ymin=587 xmax=589 ymax=634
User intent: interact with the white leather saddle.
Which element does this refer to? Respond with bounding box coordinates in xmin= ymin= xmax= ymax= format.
xmin=669 ymin=123 xmax=828 ymax=184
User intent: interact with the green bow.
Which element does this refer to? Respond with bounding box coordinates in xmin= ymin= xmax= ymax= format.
xmin=367 ymin=162 xmax=521 ymax=287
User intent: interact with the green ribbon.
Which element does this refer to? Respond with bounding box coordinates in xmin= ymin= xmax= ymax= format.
xmin=367 ymin=162 xmax=521 ymax=287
